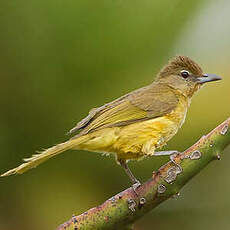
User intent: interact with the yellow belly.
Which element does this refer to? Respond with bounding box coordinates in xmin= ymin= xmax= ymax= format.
xmin=76 ymin=98 xmax=188 ymax=161
xmin=113 ymin=117 xmax=178 ymax=159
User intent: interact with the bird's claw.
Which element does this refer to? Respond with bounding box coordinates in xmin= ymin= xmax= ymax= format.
xmin=132 ymin=180 xmax=141 ymax=195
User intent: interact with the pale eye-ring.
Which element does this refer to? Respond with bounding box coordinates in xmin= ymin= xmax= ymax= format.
xmin=180 ymin=70 xmax=190 ymax=78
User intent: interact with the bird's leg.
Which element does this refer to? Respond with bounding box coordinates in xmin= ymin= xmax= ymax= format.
xmin=154 ymin=150 xmax=182 ymax=172
xmin=154 ymin=150 xmax=181 ymax=163
xmin=119 ymin=160 xmax=141 ymax=193
xmin=154 ymin=150 xmax=179 ymax=156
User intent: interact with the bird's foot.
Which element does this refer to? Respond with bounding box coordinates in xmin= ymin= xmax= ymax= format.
xmin=132 ymin=180 xmax=141 ymax=195
xmin=155 ymin=150 xmax=182 ymax=170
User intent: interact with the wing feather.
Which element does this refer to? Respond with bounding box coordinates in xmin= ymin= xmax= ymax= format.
xmin=69 ymin=83 xmax=179 ymax=136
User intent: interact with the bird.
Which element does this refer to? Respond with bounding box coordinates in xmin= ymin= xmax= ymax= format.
xmin=1 ymin=55 xmax=221 ymax=188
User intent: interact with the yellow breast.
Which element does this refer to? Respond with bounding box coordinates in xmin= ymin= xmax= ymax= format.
xmin=113 ymin=95 xmax=189 ymax=160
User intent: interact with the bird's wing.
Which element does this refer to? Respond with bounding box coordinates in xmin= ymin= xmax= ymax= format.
xmin=69 ymin=84 xmax=179 ymax=136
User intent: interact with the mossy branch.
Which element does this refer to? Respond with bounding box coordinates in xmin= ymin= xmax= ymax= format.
xmin=57 ymin=118 xmax=230 ymax=230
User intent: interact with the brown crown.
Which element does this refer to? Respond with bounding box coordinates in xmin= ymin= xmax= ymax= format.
xmin=158 ymin=55 xmax=203 ymax=77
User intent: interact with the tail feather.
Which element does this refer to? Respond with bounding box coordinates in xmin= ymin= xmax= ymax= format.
xmin=1 ymin=136 xmax=88 ymax=177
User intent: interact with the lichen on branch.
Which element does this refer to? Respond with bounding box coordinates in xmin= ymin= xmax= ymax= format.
xmin=57 ymin=118 xmax=230 ymax=230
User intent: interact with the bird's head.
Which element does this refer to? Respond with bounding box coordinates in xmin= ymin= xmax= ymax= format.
xmin=156 ymin=55 xmax=222 ymax=97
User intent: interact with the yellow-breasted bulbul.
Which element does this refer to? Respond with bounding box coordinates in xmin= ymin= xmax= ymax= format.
xmin=1 ymin=56 xmax=221 ymax=187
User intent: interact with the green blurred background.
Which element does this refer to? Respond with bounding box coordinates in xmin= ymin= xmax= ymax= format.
xmin=0 ymin=0 xmax=230 ymax=229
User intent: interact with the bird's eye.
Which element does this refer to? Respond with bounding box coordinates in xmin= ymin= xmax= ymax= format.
xmin=180 ymin=70 xmax=190 ymax=78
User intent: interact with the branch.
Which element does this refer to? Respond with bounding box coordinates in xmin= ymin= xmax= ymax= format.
xmin=57 ymin=118 xmax=230 ymax=230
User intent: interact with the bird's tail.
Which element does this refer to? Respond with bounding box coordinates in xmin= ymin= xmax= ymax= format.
xmin=1 ymin=135 xmax=88 ymax=177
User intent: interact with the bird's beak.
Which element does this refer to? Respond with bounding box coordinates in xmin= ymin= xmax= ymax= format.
xmin=197 ymin=73 xmax=222 ymax=84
